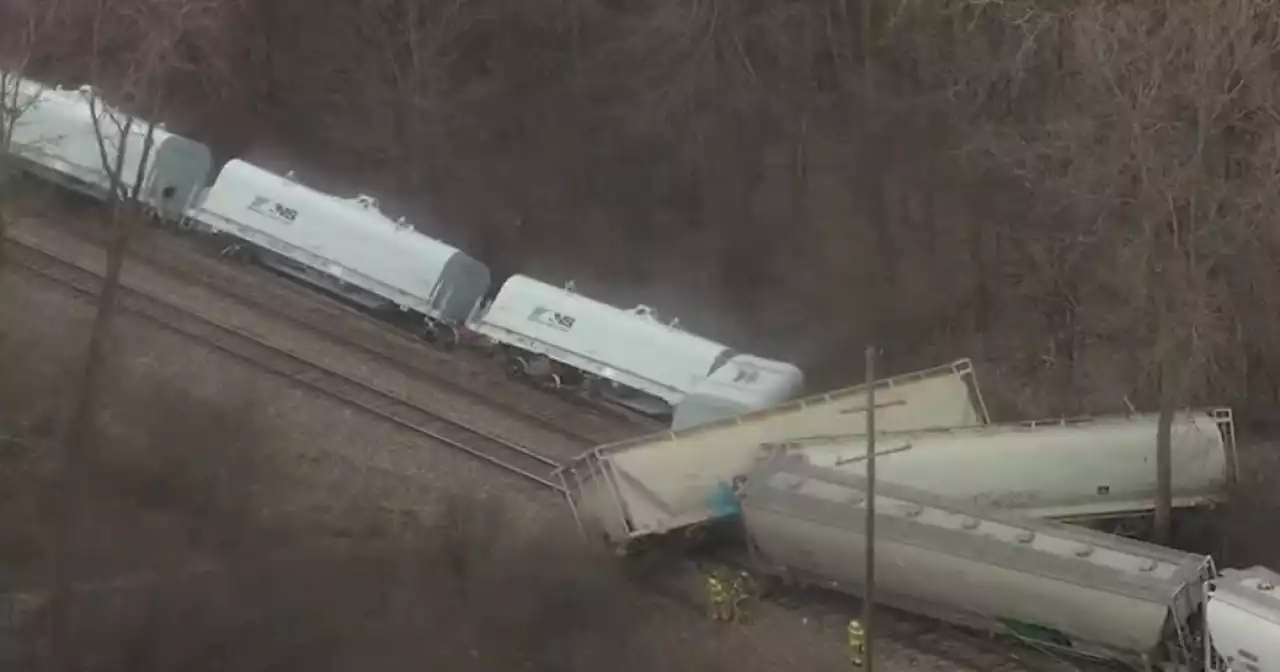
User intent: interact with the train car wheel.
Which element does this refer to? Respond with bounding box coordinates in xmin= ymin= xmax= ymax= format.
xmin=421 ymin=322 xmax=458 ymax=350
xmin=441 ymin=324 xmax=459 ymax=349
xmin=506 ymin=356 xmax=529 ymax=380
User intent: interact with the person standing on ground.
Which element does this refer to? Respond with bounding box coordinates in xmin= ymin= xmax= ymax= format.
xmin=848 ymin=618 xmax=866 ymax=667
xmin=729 ymin=570 xmax=755 ymax=623
xmin=705 ymin=567 xmax=729 ymax=621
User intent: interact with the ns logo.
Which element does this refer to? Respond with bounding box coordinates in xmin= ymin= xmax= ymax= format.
xmin=248 ymin=195 xmax=299 ymax=224
xmin=528 ymin=307 xmax=576 ymax=331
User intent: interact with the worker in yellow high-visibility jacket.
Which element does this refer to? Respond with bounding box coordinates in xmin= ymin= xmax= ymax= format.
xmin=847 ymin=619 xmax=866 ymax=666
xmin=705 ymin=569 xmax=731 ymax=621
xmin=728 ymin=570 xmax=755 ymax=623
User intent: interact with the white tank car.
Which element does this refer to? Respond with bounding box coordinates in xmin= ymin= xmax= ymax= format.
xmin=188 ymin=160 xmax=490 ymax=341
xmin=738 ymin=452 xmax=1217 ymax=669
xmin=555 ymin=359 xmax=989 ymax=549
xmin=779 ymin=408 xmax=1237 ymax=527
xmin=669 ymin=354 xmax=805 ymax=431
xmin=6 ymin=78 xmax=211 ymax=222
xmin=1206 ymin=567 xmax=1280 ymax=672
xmin=466 ymin=275 xmax=733 ymax=414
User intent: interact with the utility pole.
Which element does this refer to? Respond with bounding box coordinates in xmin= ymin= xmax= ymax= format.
xmin=859 ymin=0 xmax=878 ymax=662
xmin=863 ymin=345 xmax=877 ymax=672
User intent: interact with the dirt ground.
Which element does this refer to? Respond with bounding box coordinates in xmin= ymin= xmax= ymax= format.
xmin=0 ymin=265 xmax=543 ymax=511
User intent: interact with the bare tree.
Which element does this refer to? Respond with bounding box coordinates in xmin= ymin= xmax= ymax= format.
xmin=43 ymin=0 xmax=223 ymax=669
xmin=0 ymin=72 xmax=31 ymax=267
xmin=0 ymin=4 xmax=56 ymax=267
xmin=908 ymin=0 xmax=1274 ymax=530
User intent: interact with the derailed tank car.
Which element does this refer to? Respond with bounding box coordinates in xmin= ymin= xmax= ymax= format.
xmin=1206 ymin=567 xmax=1280 ymax=672
xmin=467 ymin=276 xmax=735 ymax=416
xmin=188 ymin=160 xmax=490 ymax=343
xmin=738 ymin=452 xmax=1217 ymax=669
xmin=558 ymin=359 xmax=988 ymax=550
xmin=670 ymin=354 xmax=804 ymax=431
xmin=779 ymin=407 xmax=1237 ymax=532
xmin=7 ymin=79 xmax=212 ymax=221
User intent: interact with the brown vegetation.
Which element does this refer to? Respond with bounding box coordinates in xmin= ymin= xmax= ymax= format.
xmin=0 ymin=331 xmax=777 ymax=672
xmin=33 ymin=2 xmax=213 ymax=663
xmin=6 ymin=0 xmax=1280 ymax=421
xmin=6 ymin=1 xmax=1280 ymax=664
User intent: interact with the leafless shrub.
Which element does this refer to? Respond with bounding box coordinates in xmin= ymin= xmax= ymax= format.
xmin=0 ymin=323 xmax=78 ymax=584
xmin=0 ymin=1 xmax=60 ymax=270
xmin=8 ymin=485 xmax=740 ymax=672
xmin=0 ymin=326 xmax=749 ymax=671
xmin=0 ymin=328 xmax=72 ymax=443
xmin=91 ymin=377 xmax=274 ymax=555
xmin=0 ymin=326 xmax=281 ymax=664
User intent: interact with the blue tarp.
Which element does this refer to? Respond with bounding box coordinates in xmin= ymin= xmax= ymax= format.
xmin=707 ymin=481 xmax=741 ymax=518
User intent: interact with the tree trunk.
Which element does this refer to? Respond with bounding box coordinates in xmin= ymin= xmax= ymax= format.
xmin=0 ymin=152 xmax=16 ymax=268
xmin=45 ymin=207 xmax=133 ymax=672
xmin=1154 ymin=364 xmax=1174 ymax=547
xmin=0 ymin=170 xmax=10 ymax=268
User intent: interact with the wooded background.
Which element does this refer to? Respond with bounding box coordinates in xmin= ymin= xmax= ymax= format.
xmin=9 ymin=0 xmax=1280 ymax=420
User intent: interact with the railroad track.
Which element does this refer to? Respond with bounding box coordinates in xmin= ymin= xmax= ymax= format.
xmin=2 ymin=238 xmax=568 ymax=494
xmin=12 ymin=195 xmax=660 ymax=445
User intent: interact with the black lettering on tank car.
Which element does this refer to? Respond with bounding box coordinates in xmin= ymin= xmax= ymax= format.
xmin=528 ymin=307 xmax=577 ymax=332
xmin=248 ymin=195 xmax=299 ymax=224
xmin=272 ymin=203 xmax=298 ymax=222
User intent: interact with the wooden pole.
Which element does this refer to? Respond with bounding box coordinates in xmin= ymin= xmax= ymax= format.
xmin=863 ymin=345 xmax=877 ymax=671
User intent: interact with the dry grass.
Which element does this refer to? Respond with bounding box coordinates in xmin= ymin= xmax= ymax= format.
xmin=0 ymin=329 xmax=757 ymax=672
xmin=8 ymin=504 xmax=735 ymax=672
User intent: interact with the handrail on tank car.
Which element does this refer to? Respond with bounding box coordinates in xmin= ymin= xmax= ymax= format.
xmin=1009 ymin=405 xmax=1226 ymax=430
xmin=768 ymin=405 xmax=1237 ymax=447
xmin=1211 ymin=407 xmax=1239 ymax=486
xmin=551 ymin=358 xmax=985 ymax=476
xmin=1012 ymin=406 xmax=1240 ymax=487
